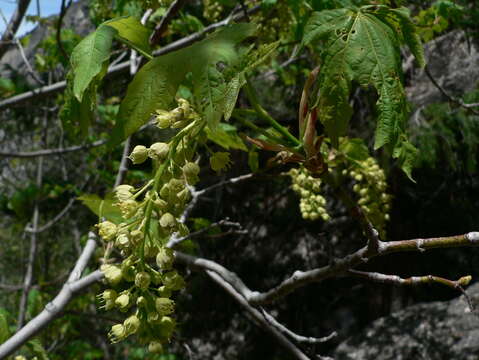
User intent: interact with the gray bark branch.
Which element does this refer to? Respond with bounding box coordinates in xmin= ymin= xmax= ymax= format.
xmin=0 ymin=235 xmax=100 ymax=359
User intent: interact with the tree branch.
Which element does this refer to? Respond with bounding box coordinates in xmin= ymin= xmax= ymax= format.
xmin=246 ymin=232 xmax=479 ymax=305
xmin=0 ymin=139 xmax=107 ymax=158
xmin=194 ymin=173 xmax=255 ymax=197
xmin=260 ymin=308 xmax=337 ymax=345
xmin=0 ymin=0 xmax=31 ymax=60
xmin=347 ymin=269 xmax=471 ymax=291
xmin=25 ymin=197 xmax=76 ymax=234
xmin=167 ymin=218 xmax=245 ymax=248
xmin=205 ymin=271 xmax=314 ymax=360
xmin=149 ymin=0 xmax=188 ymax=46
xmin=0 ymin=236 xmax=101 ymax=359
xmin=424 ymin=65 xmax=479 ymax=115
xmin=176 ymin=232 xmax=479 ymax=307
xmin=0 ymin=8 xmax=44 ymax=85
xmin=348 ymin=269 xmax=476 ymax=311
xmin=55 ymin=0 xmax=73 ymax=61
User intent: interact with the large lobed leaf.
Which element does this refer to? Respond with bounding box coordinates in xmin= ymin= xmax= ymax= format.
xmin=110 ymin=23 xmax=260 ymax=145
xmin=302 ymin=5 xmax=425 ymax=178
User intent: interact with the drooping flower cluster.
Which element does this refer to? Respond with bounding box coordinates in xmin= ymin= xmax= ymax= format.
xmin=346 ymin=157 xmax=391 ymax=237
xmin=203 ymin=0 xmax=223 ymax=21
xmin=96 ymin=99 xmax=203 ymax=353
xmin=289 ymin=166 xmax=330 ymax=221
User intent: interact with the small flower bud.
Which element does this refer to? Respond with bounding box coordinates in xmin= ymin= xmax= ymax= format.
xmin=159 ymin=183 xmax=170 ymax=198
xmin=168 ymin=178 xmax=185 ymax=193
xmin=102 ymin=299 xmax=115 ymax=310
xmin=144 ymin=243 xmax=158 ymax=258
xmin=177 ymin=188 xmax=190 ymax=203
xmin=109 ymin=324 xmax=126 ymax=343
xmin=100 ymin=264 xmax=122 ymax=285
xmin=210 ymin=152 xmax=232 ymax=172
xmin=154 ymin=198 xmax=168 ymax=210
xmin=177 ymin=98 xmax=190 ymax=115
xmin=148 ymin=341 xmax=164 ymax=354
xmin=148 ymin=142 xmax=169 ymax=160
xmin=159 ymin=213 xmax=176 ymax=228
xmin=118 ymin=199 xmax=138 ymax=218
xmin=182 ymin=162 xmax=200 ymax=177
xmin=123 ymin=315 xmax=140 ymax=335
xmin=147 ymin=311 xmax=160 ymax=323
xmin=155 ymin=297 xmax=175 ymax=315
xmin=97 ymin=221 xmax=117 ymax=241
xmin=114 ymin=185 xmax=135 ymax=202
xmin=130 ymin=229 xmax=143 ymax=246
xmin=156 ymin=247 xmax=174 ymax=270
xmin=155 ymin=110 xmax=173 ymax=129
xmin=99 ymin=289 xmax=117 ymax=302
xmin=135 ymin=271 xmax=151 ymax=290
xmin=163 ymin=271 xmax=185 ymax=291
xmin=115 ymin=234 xmax=130 ymax=249
xmin=115 ymin=293 xmax=130 ymax=310
xmin=121 ymin=264 xmax=136 ymax=282
xmin=129 ymin=145 xmax=148 ymax=164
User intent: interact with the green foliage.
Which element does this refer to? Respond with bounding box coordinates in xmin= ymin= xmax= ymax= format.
xmin=414 ymin=95 xmax=479 ymax=174
xmin=71 ymin=16 xmax=151 ymax=103
xmin=62 ymin=16 xmax=152 ymax=138
xmin=35 ymin=29 xmax=82 ymax=71
xmin=0 ymin=77 xmax=16 ymax=97
xmin=26 ymin=338 xmax=50 ymax=360
xmin=110 ymin=23 xmax=262 ymax=145
xmin=0 ymin=312 xmax=11 ymax=344
xmin=78 ymin=194 xmax=124 ymax=223
xmin=302 ymin=5 xmax=424 ymax=178
xmin=205 ymin=123 xmax=247 ymax=151
xmin=71 ymin=25 xmax=116 ymax=102
xmin=339 ymin=137 xmax=369 ymax=163
xmin=103 ymin=16 xmax=152 ymax=57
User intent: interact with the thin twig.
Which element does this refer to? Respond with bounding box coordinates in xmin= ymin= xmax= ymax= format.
xmin=167 ymin=218 xmax=245 ymax=248
xmin=206 ymin=271 xmax=313 ymax=360
xmin=56 ymin=0 xmax=73 ymax=61
xmin=348 ymin=269 xmax=475 ymax=312
xmin=17 ymin=154 xmax=43 ymax=329
xmin=25 ymin=197 xmax=76 ymax=234
xmin=347 ymin=270 xmax=471 ymax=291
xmin=0 ymin=8 xmax=44 ymax=85
xmin=260 ymin=308 xmax=337 ymax=344
xmin=194 ymin=173 xmax=255 ymax=197
xmin=150 ymin=0 xmax=188 ymax=45
xmin=0 ymin=139 xmax=107 ymax=158
xmin=0 ymin=0 xmax=31 ymax=60
xmin=424 ymin=65 xmax=479 ymax=115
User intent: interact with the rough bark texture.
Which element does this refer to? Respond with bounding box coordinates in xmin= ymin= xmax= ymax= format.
xmin=334 ymin=283 xmax=479 ymax=360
